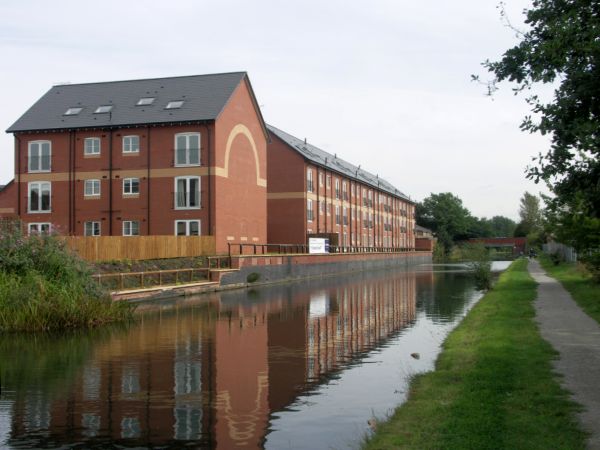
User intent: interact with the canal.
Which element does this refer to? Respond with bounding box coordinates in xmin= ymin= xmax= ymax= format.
xmin=0 ymin=262 xmax=509 ymax=449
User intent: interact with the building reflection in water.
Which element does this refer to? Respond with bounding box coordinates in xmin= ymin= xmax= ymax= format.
xmin=5 ymin=270 xmax=421 ymax=449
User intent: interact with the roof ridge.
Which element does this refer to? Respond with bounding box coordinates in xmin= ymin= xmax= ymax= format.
xmin=52 ymin=71 xmax=247 ymax=88
xmin=266 ymin=123 xmax=412 ymax=202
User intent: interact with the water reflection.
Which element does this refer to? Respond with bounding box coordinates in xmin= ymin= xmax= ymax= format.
xmin=0 ymin=267 xmax=485 ymax=449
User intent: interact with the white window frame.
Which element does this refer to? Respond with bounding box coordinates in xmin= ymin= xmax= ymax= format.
xmin=28 ymin=141 xmax=51 ymax=173
xmin=28 ymin=222 xmax=51 ymax=235
xmin=307 ymin=169 xmax=313 ymax=192
xmin=28 ymin=181 xmax=51 ymax=213
xmin=174 ymin=133 xmax=200 ymax=166
xmin=123 ymin=178 xmax=140 ymax=195
xmin=84 ymin=221 xmax=101 ymax=236
xmin=84 ymin=137 xmax=101 ymax=155
xmin=84 ymin=179 xmax=101 ymax=197
xmin=123 ymin=135 xmax=140 ymax=154
xmin=174 ymin=176 xmax=201 ymax=209
xmin=174 ymin=220 xmax=201 ymax=236
xmin=123 ymin=221 xmax=140 ymax=236
xmin=307 ymin=199 xmax=314 ymax=222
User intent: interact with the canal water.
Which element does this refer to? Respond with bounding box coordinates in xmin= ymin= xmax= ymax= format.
xmin=0 ymin=262 xmax=509 ymax=449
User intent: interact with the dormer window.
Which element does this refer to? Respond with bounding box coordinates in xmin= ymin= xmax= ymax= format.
xmin=165 ymin=100 xmax=184 ymax=109
xmin=136 ymin=97 xmax=155 ymax=106
xmin=94 ymin=105 xmax=113 ymax=114
xmin=64 ymin=107 xmax=82 ymax=116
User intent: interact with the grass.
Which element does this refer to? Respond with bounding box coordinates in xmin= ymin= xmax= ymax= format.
xmin=539 ymin=254 xmax=600 ymax=325
xmin=364 ymin=258 xmax=587 ymax=450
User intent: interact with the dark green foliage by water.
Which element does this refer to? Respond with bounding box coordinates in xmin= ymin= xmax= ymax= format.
xmin=0 ymin=224 xmax=133 ymax=332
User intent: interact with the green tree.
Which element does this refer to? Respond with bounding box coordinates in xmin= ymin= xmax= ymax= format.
xmin=487 ymin=215 xmax=517 ymax=237
xmin=516 ymin=191 xmax=542 ymax=235
xmin=481 ymin=0 xmax=600 ymax=255
xmin=417 ymin=193 xmax=473 ymax=252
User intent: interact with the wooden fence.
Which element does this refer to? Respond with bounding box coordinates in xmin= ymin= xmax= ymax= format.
xmin=63 ymin=236 xmax=216 ymax=261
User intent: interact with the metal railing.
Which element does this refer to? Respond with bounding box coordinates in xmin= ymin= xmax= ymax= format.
xmin=228 ymin=242 xmax=418 ymax=256
xmin=93 ymin=267 xmax=210 ymax=291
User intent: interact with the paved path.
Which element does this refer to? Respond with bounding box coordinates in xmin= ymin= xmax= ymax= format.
xmin=529 ymin=260 xmax=600 ymax=449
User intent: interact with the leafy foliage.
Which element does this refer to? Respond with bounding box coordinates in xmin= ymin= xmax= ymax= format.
xmin=481 ymin=1 xmax=600 ymax=274
xmin=0 ymin=223 xmax=133 ymax=331
xmin=417 ymin=193 xmax=518 ymax=256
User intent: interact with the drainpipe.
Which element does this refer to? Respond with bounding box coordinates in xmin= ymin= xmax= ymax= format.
xmin=68 ymin=131 xmax=73 ymax=234
xmin=146 ymin=127 xmax=151 ymax=234
xmin=207 ymin=125 xmax=212 ymax=236
xmin=109 ymin=130 xmax=113 ymax=235
xmin=15 ymin=135 xmax=21 ymax=218
xmin=72 ymin=132 xmax=77 ymax=234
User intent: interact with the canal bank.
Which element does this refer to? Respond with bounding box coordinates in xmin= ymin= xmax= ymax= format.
xmin=364 ymin=259 xmax=587 ymax=450
xmin=113 ymin=251 xmax=432 ymax=302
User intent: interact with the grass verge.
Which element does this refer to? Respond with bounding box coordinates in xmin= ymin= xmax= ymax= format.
xmin=539 ymin=254 xmax=600 ymax=325
xmin=364 ymin=258 xmax=587 ymax=449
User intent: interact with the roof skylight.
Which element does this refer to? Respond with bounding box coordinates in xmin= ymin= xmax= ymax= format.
xmin=136 ymin=97 xmax=155 ymax=106
xmin=94 ymin=105 xmax=113 ymax=113
xmin=64 ymin=107 xmax=83 ymax=116
xmin=165 ymin=100 xmax=184 ymax=109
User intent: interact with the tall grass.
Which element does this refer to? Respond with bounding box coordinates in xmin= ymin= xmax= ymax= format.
xmin=0 ymin=224 xmax=133 ymax=332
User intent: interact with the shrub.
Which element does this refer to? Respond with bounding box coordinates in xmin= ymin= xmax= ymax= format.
xmin=0 ymin=224 xmax=133 ymax=332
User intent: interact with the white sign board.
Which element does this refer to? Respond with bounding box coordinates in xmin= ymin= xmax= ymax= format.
xmin=308 ymin=238 xmax=327 ymax=254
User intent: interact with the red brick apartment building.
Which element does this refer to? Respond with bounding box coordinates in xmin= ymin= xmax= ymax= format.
xmin=267 ymin=125 xmax=415 ymax=249
xmin=0 ymin=72 xmax=268 ymax=252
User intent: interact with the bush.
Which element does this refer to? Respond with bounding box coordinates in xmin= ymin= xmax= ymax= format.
xmin=580 ymin=251 xmax=600 ymax=283
xmin=0 ymin=225 xmax=133 ymax=332
xmin=461 ymin=243 xmax=493 ymax=290
xmin=549 ymin=252 xmax=564 ymax=266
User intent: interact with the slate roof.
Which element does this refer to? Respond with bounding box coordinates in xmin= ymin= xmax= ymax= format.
xmin=7 ymin=72 xmax=249 ymax=133
xmin=267 ymin=124 xmax=412 ymax=202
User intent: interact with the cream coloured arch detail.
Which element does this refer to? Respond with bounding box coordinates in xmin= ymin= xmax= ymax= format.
xmin=219 ymin=124 xmax=267 ymax=187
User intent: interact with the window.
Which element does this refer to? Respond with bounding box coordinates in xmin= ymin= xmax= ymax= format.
xmin=175 ymin=220 xmax=200 ymax=236
xmin=307 ymin=169 xmax=313 ymax=192
xmin=319 ymin=173 xmax=324 ymax=187
xmin=123 ymin=221 xmax=140 ymax=236
xmin=28 ymin=182 xmax=51 ymax=213
xmin=335 ymin=179 xmax=340 ymax=199
xmin=307 ymin=199 xmax=314 ymax=222
xmin=28 ymin=223 xmax=51 ymax=235
xmin=123 ymin=136 xmax=139 ymax=153
xmin=136 ymin=97 xmax=155 ymax=106
xmin=94 ymin=105 xmax=113 ymax=113
xmin=326 ymin=175 xmax=331 ymax=188
xmin=175 ymin=133 xmax=200 ymax=166
xmin=28 ymin=141 xmax=51 ymax=172
xmin=343 ymin=207 xmax=348 ymax=225
xmin=319 ymin=200 xmax=325 ymax=214
xmin=84 ymin=221 xmax=101 ymax=236
xmin=123 ymin=178 xmax=140 ymax=195
xmin=84 ymin=179 xmax=100 ymax=197
xmin=166 ymin=100 xmax=184 ymax=109
xmin=335 ymin=205 xmax=341 ymax=225
xmin=342 ymin=181 xmax=348 ymax=200
xmin=175 ymin=176 xmax=200 ymax=209
xmin=64 ymin=107 xmax=82 ymax=115
xmin=84 ymin=138 xmax=100 ymax=155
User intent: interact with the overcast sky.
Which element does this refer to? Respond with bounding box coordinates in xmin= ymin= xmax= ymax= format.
xmin=0 ymin=0 xmax=550 ymax=220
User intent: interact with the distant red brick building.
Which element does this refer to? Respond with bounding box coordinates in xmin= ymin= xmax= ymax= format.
xmin=0 ymin=73 xmax=268 ymax=252
xmin=267 ymin=125 xmax=415 ymax=249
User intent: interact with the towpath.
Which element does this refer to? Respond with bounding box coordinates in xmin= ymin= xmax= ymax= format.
xmin=529 ymin=259 xmax=600 ymax=449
